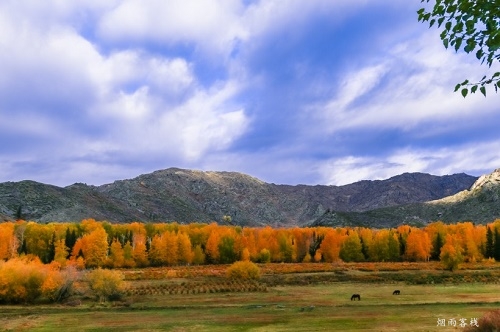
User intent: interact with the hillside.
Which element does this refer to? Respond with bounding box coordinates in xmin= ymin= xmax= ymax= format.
xmin=314 ymin=169 xmax=500 ymax=228
xmin=0 ymin=168 xmax=477 ymax=227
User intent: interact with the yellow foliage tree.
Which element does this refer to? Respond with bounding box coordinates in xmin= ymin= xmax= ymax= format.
xmin=81 ymin=227 xmax=109 ymax=268
xmin=108 ymin=239 xmax=125 ymax=268
xmin=440 ymin=234 xmax=464 ymax=271
xmin=405 ymin=228 xmax=431 ymax=262
xmin=177 ymin=232 xmax=193 ymax=265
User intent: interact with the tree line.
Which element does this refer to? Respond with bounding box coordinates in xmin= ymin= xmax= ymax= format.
xmin=1 ymin=218 xmax=500 ymax=270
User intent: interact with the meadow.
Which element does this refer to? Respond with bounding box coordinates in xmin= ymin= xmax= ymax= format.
xmin=1 ymin=262 xmax=500 ymax=331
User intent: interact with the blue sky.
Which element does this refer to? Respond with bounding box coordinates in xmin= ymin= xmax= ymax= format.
xmin=1 ymin=0 xmax=499 ymax=187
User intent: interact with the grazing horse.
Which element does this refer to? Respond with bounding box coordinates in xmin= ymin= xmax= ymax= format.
xmin=351 ymin=294 xmax=361 ymax=301
xmin=393 ymin=290 xmax=400 ymax=295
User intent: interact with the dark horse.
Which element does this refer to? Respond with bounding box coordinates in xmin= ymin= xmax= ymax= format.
xmin=351 ymin=294 xmax=361 ymax=301
xmin=393 ymin=290 xmax=400 ymax=295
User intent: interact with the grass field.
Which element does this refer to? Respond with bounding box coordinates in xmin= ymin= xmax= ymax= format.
xmin=1 ymin=264 xmax=500 ymax=331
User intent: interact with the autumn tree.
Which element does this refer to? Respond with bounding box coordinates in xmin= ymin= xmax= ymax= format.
xmin=369 ymin=230 xmax=390 ymax=262
xmin=440 ymin=234 xmax=464 ymax=271
xmin=291 ymin=228 xmax=312 ymax=262
xmin=205 ymin=228 xmax=221 ymax=263
xmin=53 ymin=239 xmax=69 ymax=267
xmin=192 ymin=244 xmax=206 ymax=265
xmin=164 ymin=231 xmax=178 ymax=266
xmin=177 ymin=232 xmax=193 ymax=265
xmin=405 ymin=228 xmax=431 ymax=262
xmin=256 ymin=227 xmax=279 ymax=262
xmin=241 ymin=228 xmax=258 ymax=261
xmin=132 ymin=234 xmax=149 ymax=267
xmin=148 ymin=234 xmax=167 ymax=266
xmin=0 ymin=222 xmax=18 ymax=260
xmin=108 ymin=239 xmax=125 ymax=268
xmin=81 ymin=227 xmax=109 ymax=268
xmin=319 ymin=229 xmax=343 ymax=263
xmin=24 ymin=222 xmax=53 ymax=263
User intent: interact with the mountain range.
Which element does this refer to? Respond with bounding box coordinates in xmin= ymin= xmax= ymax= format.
xmin=1 ymin=167 xmax=499 ymax=228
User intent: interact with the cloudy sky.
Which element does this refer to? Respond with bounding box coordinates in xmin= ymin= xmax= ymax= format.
xmin=1 ymin=0 xmax=499 ymax=187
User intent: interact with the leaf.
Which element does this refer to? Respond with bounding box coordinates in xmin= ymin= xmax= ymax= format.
xmin=443 ymin=38 xmax=449 ymax=49
xmin=480 ymin=86 xmax=486 ymax=97
xmin=454 ymin=37 xmax=463 ymax=51
xmin=454 ymin=83 xmax=461 ymax=92
xmin=461 ymin=88 xmax=468 ymax=98
xmin=493 ymin=72 xmax=500 ymax=78
xmin=476 ymin=49 xmax=484 ymax=60
xmin=430 ymin=19 xmax=436 ymax=28
xmin=471 ymin=85 xmax=478 ymax=93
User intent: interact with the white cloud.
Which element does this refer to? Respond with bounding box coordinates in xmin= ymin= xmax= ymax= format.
xmin=314 ymin=31 xmax=499 ymax=134
xmin=318 ymin=141 xmax=500 ymax=186
xmin=98 ymin=0 xmax=248 ymax=56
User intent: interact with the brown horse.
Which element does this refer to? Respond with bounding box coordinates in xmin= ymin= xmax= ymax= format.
xmin=393 ymin=290 xmax=400 ymax=295
xmin=351 ymin=294 xmax=361 ymax=301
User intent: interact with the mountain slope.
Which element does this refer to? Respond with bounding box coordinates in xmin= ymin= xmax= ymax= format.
xmin=314 ymin=169 xmax=500 ymax=228
xmin=0 ymin=168 xmax=477 ymax=226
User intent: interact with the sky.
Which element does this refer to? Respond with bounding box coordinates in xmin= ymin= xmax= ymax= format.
xmin=1 ymin=0 xmax=499 ymax=187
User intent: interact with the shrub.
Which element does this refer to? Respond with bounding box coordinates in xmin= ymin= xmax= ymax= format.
xmin=41 ymin=266 xmax=77 ymax=302
xmin=258 ymin=249 xmax=271 ymax=263
xmin=226 ymin=261 xmax=261 ymax=280
xmin=463 ymin=309 xmax=500 ymax=332
xmin=0 ymin=257 xmax=76 ymax=304
xmin=0 ymin=258 xmax=46 ymax=303
xmin=86 ymin=268 xmax=125 ymax=303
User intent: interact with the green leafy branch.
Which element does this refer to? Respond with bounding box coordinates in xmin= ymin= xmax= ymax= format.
xmin=418 ymin=0 xmax=500 ymax=97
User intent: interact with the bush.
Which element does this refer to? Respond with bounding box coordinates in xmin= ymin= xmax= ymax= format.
xmin=86 ymin=268 xmax=125 ymax=302
xmin=258 ymin=249 xmax=271 ymax=263
xmin=226 ymin=261 xmax=261 ymax=280
xmin=463 ymin=309 xmax=500 ymax=332
xmin=0 ymin=257 xmax=75 ymax=304
xmin=41 ymin=265 xmax=77 ymax=302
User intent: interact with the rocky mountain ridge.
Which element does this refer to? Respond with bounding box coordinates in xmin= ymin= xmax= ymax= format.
xmin=313 ymin=168 xmax=500 ymax=228
xmin=0 ymin=167 xmax=480 ymax=227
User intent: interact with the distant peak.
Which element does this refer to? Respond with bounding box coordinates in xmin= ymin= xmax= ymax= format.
xmin=470 ymin=168 xmax=500 ymax=191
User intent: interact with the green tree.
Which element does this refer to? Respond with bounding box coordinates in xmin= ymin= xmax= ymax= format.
xmin=387 ymin=232 xmax=401 ymax=262
xmin=340 ymin=232 xmax=364 ymax=262
xmin=418 ymin=0 xmax=500 ymax=96
xmin=494 ymin=228 xmax=500 ymax=261
xmin=431 ymin=232 xmax=444 ymax=261
xmin=486 ymin=226 xmax=494 ymax=259
xmin=219 ymin=235 xmax=237 ymax=264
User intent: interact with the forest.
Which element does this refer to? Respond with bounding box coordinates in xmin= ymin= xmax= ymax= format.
xmin=1 ymin=218 xmax=499 ymax=270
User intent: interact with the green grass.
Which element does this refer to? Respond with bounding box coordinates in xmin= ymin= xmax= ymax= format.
xmin=1 ymin=282 xmax=499 ymax=331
